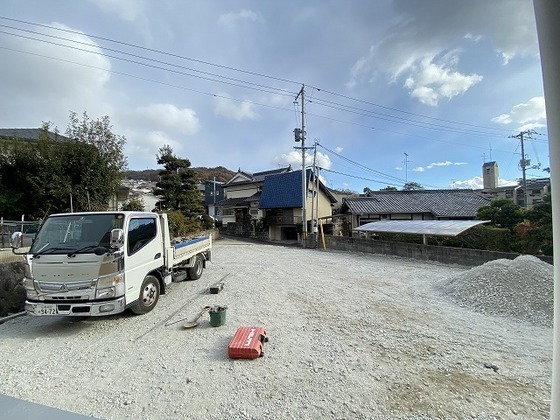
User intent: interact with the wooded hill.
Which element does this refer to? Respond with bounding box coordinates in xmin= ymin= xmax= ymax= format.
xmin=125 ymin=166 xmax=236 ymax=183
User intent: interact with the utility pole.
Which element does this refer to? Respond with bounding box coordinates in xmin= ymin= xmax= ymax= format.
xmin=311 ymin=142 xmax=317 ymax=235
xmin=213 ymin=176 xmax=216 ymax=218
xmin=295 ymin=85 xmax=308 ymax=241
xmin=511 ymin=130 xmax=535 ymax=208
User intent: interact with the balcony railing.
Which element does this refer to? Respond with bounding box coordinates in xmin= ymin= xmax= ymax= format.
xmin=267 ymin=215 xmax=303 ymax=225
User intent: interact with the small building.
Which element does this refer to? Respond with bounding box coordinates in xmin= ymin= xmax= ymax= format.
xmin=340 ymin=189 xmax=490 ymax=234
xmin=482 ymin=161 xmax=499 ymax=189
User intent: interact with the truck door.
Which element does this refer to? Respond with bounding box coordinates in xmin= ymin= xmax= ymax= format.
xmin=124 ymin=216 xmax=164 ymax=306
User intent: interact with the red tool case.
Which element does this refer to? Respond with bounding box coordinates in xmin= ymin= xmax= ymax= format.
xmin=228 ymin=326 xmax=268 ymax=359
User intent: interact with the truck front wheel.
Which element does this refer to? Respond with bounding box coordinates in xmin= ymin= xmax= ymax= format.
xmin=131 ymin=275 xmax=160 ymax=314
xmin=187 ymin=255 xmax=204 ymax=280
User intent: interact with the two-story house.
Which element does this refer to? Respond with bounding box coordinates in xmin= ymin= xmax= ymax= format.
xmin=259 ymin=169 xmax=338 ymax=240
xmin=216 ymin=167 xmax=292 ymax=225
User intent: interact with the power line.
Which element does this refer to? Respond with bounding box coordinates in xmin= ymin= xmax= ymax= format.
xmin=318 ymin=143 xmax=442 ymax=189
xmin=0 ymin=15 xmax=302 ymax=87
xmin=0 ymin=45 xmax=297 ymax=113
xmin=321 ymin=168 xmax=447 ymax=189
xmin=309 ymin=96 xmax=511 ymax=138
xmin=311 ymin=87 xmax=515 ymax=134
xmin=318 ymin=143 xmax=407 ymax=184
xmin=0 ymin=28 xmax=297 ymax=98
xmin=0 ymin=15 xmax=538 ymax=142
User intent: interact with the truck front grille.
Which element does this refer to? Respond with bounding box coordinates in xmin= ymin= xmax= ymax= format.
xmin=36 ymin=279 xmax=95 ymax=293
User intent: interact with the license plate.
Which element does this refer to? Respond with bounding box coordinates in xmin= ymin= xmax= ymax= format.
xmin=36 ymin=305 xmax=58 ymax=315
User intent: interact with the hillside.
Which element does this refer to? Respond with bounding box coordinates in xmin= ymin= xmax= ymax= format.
xmin=125 ymin=166 xmax=236 ymax=183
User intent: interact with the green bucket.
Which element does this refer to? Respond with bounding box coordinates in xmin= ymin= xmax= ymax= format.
xmin=209 ymin=306 xmax=227 ymax=327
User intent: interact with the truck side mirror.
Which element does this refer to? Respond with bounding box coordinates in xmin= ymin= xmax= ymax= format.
xmin=10 ymin=232 xmax=22 ymax=249
xmin=110 ymin=228 xmax=125 ymax=249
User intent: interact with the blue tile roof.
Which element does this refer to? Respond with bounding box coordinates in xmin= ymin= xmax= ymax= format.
xmin=259 ymin=169 xmax=337 ymax=209
xmin=259 ymin=170 xmax=307 ymax=209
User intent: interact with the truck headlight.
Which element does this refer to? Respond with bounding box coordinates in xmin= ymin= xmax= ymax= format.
xmin=21 ymin=277 xmax=38 ymax=299
xmin=96 ymin=273 xmax=125 ymax=299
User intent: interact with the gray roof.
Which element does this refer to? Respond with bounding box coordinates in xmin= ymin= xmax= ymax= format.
xmin=342 ymin=190 xmax=490 ymax=218
xmin=225 ymin=166 xmax=291 ymax=186
xmin=0 ymin=128 xmax=71 ymax=142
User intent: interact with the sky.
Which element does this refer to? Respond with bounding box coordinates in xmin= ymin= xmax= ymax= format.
xmin=0 ymin=0 xmax=551 ymax=193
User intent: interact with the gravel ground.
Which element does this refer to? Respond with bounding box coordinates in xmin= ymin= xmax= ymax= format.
xmin=0 ymin=237 xmax=553 ymax=419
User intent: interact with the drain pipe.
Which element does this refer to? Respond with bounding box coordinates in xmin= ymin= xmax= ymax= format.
xmin=533 ymin=1 xmax=560 ymax=418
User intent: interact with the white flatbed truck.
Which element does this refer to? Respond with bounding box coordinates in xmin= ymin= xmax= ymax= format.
xmin=10 ymin=211 xmax=212 ymax=316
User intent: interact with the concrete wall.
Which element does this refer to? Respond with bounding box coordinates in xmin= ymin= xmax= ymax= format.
xmin=309 ymin=235 xmax=553 ymax=267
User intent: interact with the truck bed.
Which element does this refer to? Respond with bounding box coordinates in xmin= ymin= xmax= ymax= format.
xmin=168 ymin=235 xmax=212 ymax=268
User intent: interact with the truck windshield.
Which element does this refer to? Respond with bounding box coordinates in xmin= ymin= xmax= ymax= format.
xmin=30 ymin=214 xmax=124 ymax=255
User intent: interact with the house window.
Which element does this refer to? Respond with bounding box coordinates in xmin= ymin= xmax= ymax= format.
xmin=222 ymin=209 xmax=234 ymax=216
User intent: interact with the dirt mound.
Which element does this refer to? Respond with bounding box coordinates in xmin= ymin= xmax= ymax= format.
xmin=439 ymin=255 xmax=554 ymax=327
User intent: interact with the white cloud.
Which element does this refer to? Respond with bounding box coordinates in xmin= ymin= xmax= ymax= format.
xmin=124 ymin=130 xmax=182 ymax=166
xmin=316 ymin=152 xmax=333 ymax=170
xmin=218 ymin=10 xmax=265 ymax=28
xmin=426 ymin=161 xmax=468 ymax=169
xmin=412 ymin=166 xmax=425 ymax=172
xmin=492 ymin=97 xmax=546 ymax=130
xmin=133 ymin=104 xmax=200 ymax=135
xmin=0 ymin=22 xmax=111 ymax=127
xmin=491 ymin=114 xmax=512 ymax=125
xmin=403 ymin=56 xmax=483 ymax=106
xmin=214 ymin=93 xmax=258 ymax=121
xmin=451 ymin=176 xmax=518 ymax=189
xmin=347 ymin=0 xmax=537 ymax=103
xmin=274 ymin=151 xmax=332 ymax=170
xmin=335 ymin=146 xmax=344 ymax=153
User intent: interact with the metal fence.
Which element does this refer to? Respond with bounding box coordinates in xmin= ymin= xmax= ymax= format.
xmin=0 ymin=219 xmax=39 ymax=264
xmin=0 ymin=248 xmax=28 ymax=264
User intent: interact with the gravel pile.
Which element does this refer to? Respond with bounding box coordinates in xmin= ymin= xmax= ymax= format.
xmin=439 ymin=255 xmax=554 ymax=327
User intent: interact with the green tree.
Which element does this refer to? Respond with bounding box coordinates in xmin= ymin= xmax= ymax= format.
xmin=153 ymin=145 xmax=204 ymax=218
xmin=515 ymin=195 xmax=553 ymax=255
xmin=0 ymin=114 xmax=127 ymax=219
xmin=380 ymin=186 xmax=398 ymax=191
xmin=65 ymin=111 xmax=127 ymax=210
xmin=476 ymin=199 xmax=525 ymax=230
xmin=121 ymin=197 xmax=145 ymax=211
xmin=402 ymin=182 xmax=424 ymax=191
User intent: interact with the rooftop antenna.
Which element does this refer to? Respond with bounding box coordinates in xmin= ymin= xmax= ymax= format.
xmin=403 ymin=153 xmax=410 ymax=183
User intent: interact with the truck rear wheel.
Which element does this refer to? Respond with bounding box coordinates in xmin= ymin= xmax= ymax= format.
xmin=187 ymin=255 xmax=203 ymax=280
xmin=131 ymin=275 xmax=160 ymax=314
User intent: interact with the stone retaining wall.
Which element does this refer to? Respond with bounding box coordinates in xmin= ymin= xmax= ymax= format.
xmin=0 ymin=261 xmax=25 ymax=317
